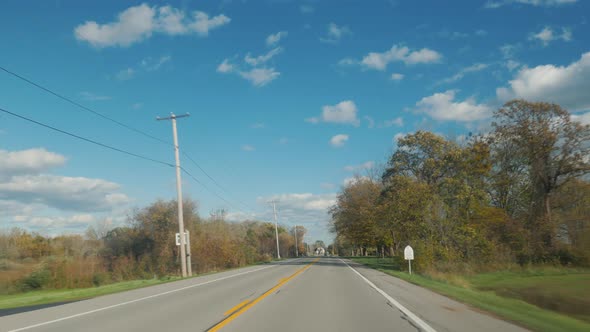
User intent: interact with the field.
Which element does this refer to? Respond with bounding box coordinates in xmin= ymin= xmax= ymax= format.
xmin=351 ymin=257 xmax=590 ymax=332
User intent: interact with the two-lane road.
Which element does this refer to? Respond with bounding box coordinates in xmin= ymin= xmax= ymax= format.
xmin=0 ymin=257 xmax=527 ymax=332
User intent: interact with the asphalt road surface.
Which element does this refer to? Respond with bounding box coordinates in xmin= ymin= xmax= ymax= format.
xmin=0 ymin=257 xmax=527 ymax=332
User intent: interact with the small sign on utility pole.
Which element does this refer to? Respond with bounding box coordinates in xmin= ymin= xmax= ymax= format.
xmin=404 ymin=245 xmax=414 ymax=275
xmin=175 ymin=231 xmax=189 ymax=246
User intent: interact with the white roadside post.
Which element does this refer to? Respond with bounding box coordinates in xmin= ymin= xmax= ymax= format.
xmin=404 ymin=245 xmax=414 ymax=275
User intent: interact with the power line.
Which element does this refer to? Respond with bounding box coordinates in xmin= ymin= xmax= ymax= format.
xmin=0 ymin=65 xmax=259 ymax=216
xmin=181 ymin=150 xmax=258 ymax=212
xmin=0 ymin=65 xmax=171 ymax=146
xmin=180 ymin=167 xmax=255 ymax=217
xmin=0 ymin=106 xmax=174 ymax=167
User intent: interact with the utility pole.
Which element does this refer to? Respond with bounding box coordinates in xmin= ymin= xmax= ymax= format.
xmin=269 ymin=200 xmax=281 ymax=259
xmin=157 ymin=112 xmax=191 ymax=277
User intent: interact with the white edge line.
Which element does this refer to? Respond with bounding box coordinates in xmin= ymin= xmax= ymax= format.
xmin=339 ymin=258 xmax=437 ymax=332
xmin=8 ymin=263 xmax=285 ymax=332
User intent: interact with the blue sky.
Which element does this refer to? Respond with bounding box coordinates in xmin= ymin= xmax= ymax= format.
xmin=1 ymin=0 xmax=589 ymax=242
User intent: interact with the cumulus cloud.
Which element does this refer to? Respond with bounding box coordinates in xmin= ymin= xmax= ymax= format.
xmin=74 ymin=4 xmax=230 ymax=48
xmin=343 ymin=176 xmax=371 ymax=186
xmin=0 ymin=148 xmax=66 ymax=176
xmin=344 ymin=161 xmax=375 ymax=172
xmin=255 ymin=192 xmax=337 ymax=241
xmin=239 ymin=68 xmax=280 ymax=87
xmin=360 ymin=44 xmax=442 ymax=71
xmin=529 ymin=26 xmax=572 ymax=46
xmin=571 ymin=112 xmax=590 ymax=125
xmin=320 ymin=23 xmax=351 ymax=43
xmin=330 ymin=134 xmax=349 ymax=147
xmin=217 ymin=59 xmax=234 ymax=73
xmin=415 ymin=90 xmax=492 ymax=122
xmin=496 ymin=52 xmax=590 ymax=111
xmin=307 ymin=100 xmax=360 ymax=126
xmin=266 ymin=31 xmax=287 ymax=46
xmin=0 ymin=175 xmax=130 ymax=212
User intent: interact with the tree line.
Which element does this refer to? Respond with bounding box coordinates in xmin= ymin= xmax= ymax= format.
xmin=0 ymin=200 xmax=307 ymax=294
xmin=330 ymin=100 xmax=590 ymax=270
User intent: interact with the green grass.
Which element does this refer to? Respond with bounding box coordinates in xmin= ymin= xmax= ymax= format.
xmin=0 ymin=278 xmax=180 ymax=310
xmin=351 ymin=257 xmax=590 ymax=332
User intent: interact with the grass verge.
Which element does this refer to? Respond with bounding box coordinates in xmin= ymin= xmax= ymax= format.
xmin=350 ymin=257 xmax=590 ymax=332
xmin=0 ymin=278 xmax=180 ymax=310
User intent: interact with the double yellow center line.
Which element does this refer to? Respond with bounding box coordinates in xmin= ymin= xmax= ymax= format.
xmin=208 ymin=258 xmax=319 ymax=331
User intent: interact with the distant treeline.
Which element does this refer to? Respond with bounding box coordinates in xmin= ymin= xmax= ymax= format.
xmin=331 ymin=100 xmax=590 ymax=270
xmin=0 ymin=200 xmax=306 ymax=294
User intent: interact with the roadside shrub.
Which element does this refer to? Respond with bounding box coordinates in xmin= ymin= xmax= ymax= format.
xmin=92 ymin=272 xmax=111 ymax=287
xmin=19 ymin=269 xmax=50 ymax=291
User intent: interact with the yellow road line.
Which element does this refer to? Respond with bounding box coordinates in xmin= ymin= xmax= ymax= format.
xmin=208 ymin=258 xmax=319 ymax=332
xmin=223 ymin=299 xmax=251 ymax=316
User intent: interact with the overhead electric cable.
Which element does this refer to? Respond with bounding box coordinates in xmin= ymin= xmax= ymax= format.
xmin=0 ymin=106 xmax=174 ymax=167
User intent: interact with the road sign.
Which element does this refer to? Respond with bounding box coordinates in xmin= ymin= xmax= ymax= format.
xmin=404 ymin=245 xmax=414 ymax=260
xmin=175 ymin=231 xmax=189 ymax=246
xmin=404 ymin=245 xmax=414 ymax=275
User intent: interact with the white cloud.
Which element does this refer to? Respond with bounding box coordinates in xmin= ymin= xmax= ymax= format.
xmin=361 ymin=44 xmax=442 ymax=71
xmin=393 ymin=132 xmax=407 ymax=143
xmin=141 ymin=55 xmax=171 ymax=71
xmin=279 ymin=137 xmax=289 ymax=144
xmin=309 ymin=100 xmax=360 ymax=126
xmin=250 ymin=122 xmax=265 ymax=129
xmin=189 ymin=11 xmax=230 ymax=36
xmin=79 ymin=91 xmax=111 ymax=101
xmin=0 ymin=174 xmax=130 ymax=212
xmin=571 ymin=112 xmax=590 ymax=125
xmin=242 ymin=144 xmax=255 ymax=151
xmin=391 ymin=73 xmax=404 ymax=81
xmin=485 ymin=0 xmax=577 ymax=8
xmin=475 ymin=29 xmax=488 ymax=36
xmin=217 ymin=59 xmax=234 ymax=73
xmin=74 ymin=4 xmax=230 ymax=48
xmin=496 ymin=52 xmax=590 ymax=111
xmin=239 ymin=68 xmax=280 ymax=87
xmin=344 ymin=161 xmax=374 ymax=172
xmin=244 ymin=47 xmax=283 ymax=66
xmin=116 ymin=68 xmax=135 ymax=80
xmin=438 ymin=63 xmax=489 ymax=85
xmin=255 ymin=192 xmax=336 ymax=241
xmin=0 ymin=148 xmax=66 ymax=176
xmin=132 ymin=102 xmax=143 ymax=110
xmin=330 ymin=134 xmax=349 ymax=147
xmin=320 ymin=23 xmax=351 ymax=43
xmin=266 ymin=31 xmax=287 ymax=46
xmin=383 ymin=117 xmax=404 ymax=127
xmin=529 ymin=26 xmax=572 ymax=46
xmin=415 ymin=90 xmax=492 ymax=122
xmin=343 ymin=176 xmax=371 ymax=186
